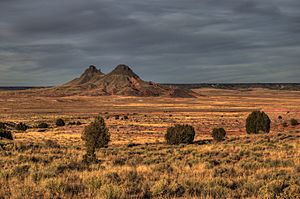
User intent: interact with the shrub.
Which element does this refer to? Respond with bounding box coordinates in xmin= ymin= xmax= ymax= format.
xmin=37 ymin=122 xmax=49 ymax=129
xmin=123 ymin=115 xmax=129 ymax=120
xmin=81 ymin=116 xmax=110 ymax=163
xmin=212 ymin=128 xmax=226 ymax=141
xmin=68 ymin=121 xmax=76 ymax=125
xmin=55 ymin=118 xmax=65 ymax=127
xmin=165 ymin=124 xmax=195 ymax=145
xmin=246 ymin=111 xmax=271 ymax=134
xmin=0 ymin=129 xmax=13 ymax=140
xmin=68 ymin=121 xmax=82 ymax=125
xmin=16 ymin=122 xmax=28 ymax=131
xmin=127 ymin=142 xmax=140 ymax=147
xmin=0 ymin=122 xmax=5 ymax=129
xmin=114 ymin=115 xmax=120 ymax=120
xmin=290 ymin=118 xmax=298 ymax=126
xmin=278 ymin=116 xmax=282 ymax=120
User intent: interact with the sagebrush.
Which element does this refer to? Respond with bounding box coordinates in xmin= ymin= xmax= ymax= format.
xmin=246 ymin=111 xmax=271 ymax=134
xmin=81 ymin=115 xmax=110 ymax=163
xmin=165 ymin=124 xmax=195 ymax=145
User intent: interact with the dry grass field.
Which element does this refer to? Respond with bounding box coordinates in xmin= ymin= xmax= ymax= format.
xmin=0 ymin=88 xmax=300 ymax=198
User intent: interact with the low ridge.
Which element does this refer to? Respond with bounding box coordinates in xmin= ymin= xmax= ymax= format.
xmin=46 ymin=64 xmax=196 ymax=97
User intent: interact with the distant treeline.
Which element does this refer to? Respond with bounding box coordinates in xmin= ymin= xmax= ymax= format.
xmin=162 ymin=83 xmax=300 ymax=91
xmin=0 ymin=86 xmax=51 ymax=91
xmin=1 ymin=83 xmax=300 ymax=91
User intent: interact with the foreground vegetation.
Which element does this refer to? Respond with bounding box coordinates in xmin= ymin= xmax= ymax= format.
xmin=1 ymin=130 xmax=299 ymax=198
xmin=0 ymin=89 xmax=300 ymax=198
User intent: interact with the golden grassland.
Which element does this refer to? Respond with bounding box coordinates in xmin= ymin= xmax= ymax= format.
xmin=0 ymin=88 xmax=300 ymax=198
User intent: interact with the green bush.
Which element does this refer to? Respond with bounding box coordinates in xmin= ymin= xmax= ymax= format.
xmin=114 ymin=115 xmax=120 ymax=120
xmin=290 ymin=118 xmax=298 ymax=126
xmin=68 ymin=121 xmax=76 ymax=125
xmin=212 ymin=128 xmax=226 ymax=141
xmin=68 ymin=121 xmax=81 ymax=125
xmin=246 ymin=111 xmax=271 ymax=134
xmin=37 ymin=122 xmax=49 ymax=129
xmin=165 ymin=124 xmax=195 ymax=145
xmin=0 ymin=122 xmax=6 ymax=129
xmin=16 ymin=122 xmax=28 ymax=131
xmin=55 ymin=119 xmax=65 ymax=127
xmin=81 ymin=116 xmax=110 ymax=163
xmin=0 ymin=129 xmax=13 ymax=140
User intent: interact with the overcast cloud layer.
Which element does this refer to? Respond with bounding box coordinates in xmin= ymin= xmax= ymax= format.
xmin=0 ymin=0 xmax=300 ymax=86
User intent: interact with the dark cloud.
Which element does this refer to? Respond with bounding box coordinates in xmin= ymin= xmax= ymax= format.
xmin=0 ymin=0 xmax=299 ymax=86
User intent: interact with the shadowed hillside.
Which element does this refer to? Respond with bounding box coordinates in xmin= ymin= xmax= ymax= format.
xmin=46 ymin=64 xmax=196 ymax=97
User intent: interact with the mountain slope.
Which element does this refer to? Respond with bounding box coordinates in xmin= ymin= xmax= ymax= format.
xmin=64 ymin=65 xmax=104 ymax=86
xmin=47 ymin=64 xmax=196 ymax=97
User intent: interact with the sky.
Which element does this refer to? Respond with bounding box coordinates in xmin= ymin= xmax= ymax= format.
xmin=0 ymin=0 xmax=300 ymax=86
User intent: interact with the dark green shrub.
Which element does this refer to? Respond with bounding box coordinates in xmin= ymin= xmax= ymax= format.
xmin=165 ymin=124 xmax=195 ymax=145
xmin=127 ymin=142 xmax=140 ymax=147
xmin=37 ymin=122 xmax=49 ymax=129
xmin=16 ymin=122 xmax=28 ymax=131
xmin=68 ymin=121 xmax=76 ymax=125
xmin=290 ymin=118 xmax=298 ymax=126
xmin=212 ymin=128 xmax=226 ymax=141
xmin=81 ymin=116 xmax=110 ymax=163
xmin=0 ymin=122 xmax=6 ymax=129
xmin=114 ymin=115 xmax=120 ymax=120
xmin=123 ymin=115 xmax=129 ymax=120
xmin=278 ymin=116 xmax=282 ymax=120
xmin=56 ymin=118 xmax=65 ymax=127
xmin=0 ymin=129 xmax=13 ymax=140
xmin=246 ymin=111 xmax=271 ymax=134
xmin=68 ymin=121 xmax=82 ymax=125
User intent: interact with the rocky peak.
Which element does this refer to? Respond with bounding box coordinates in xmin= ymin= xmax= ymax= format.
xmin=109 ymin=64 xmax=139 ymax=78
xmin=82 ymin=65 xmax=102 ymax=75
xmin=75 ymin=65 xmax=104 ymax=84
xmin=80 ymin=65 xmax=103 ymax=78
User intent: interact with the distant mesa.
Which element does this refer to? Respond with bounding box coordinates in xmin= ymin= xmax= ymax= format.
xmin=48 ymin=64 xmax=196 ymax=98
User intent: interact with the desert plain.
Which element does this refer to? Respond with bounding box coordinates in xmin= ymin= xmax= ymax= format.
xmin=0 ymin=88 xmax=299 ymax=198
